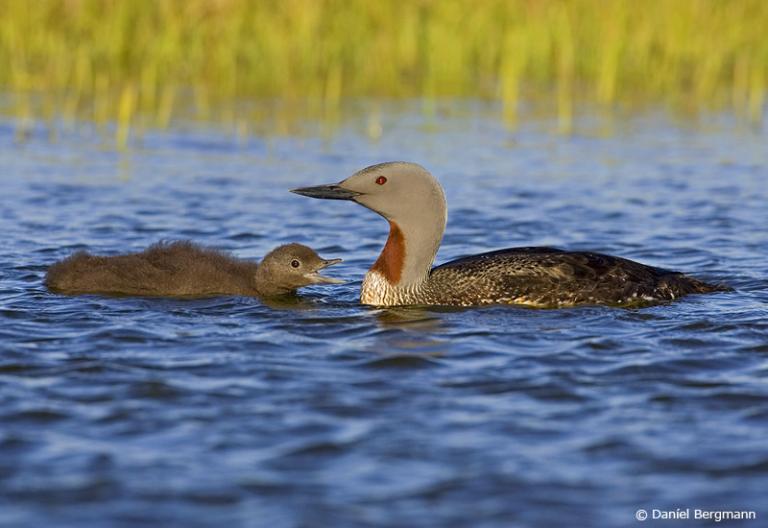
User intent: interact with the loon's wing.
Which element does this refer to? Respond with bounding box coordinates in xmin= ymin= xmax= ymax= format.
xmin=433 ymin=246 xmax=668 ymax=278
xmin=429 ymin=247 xmax=715 ymax=306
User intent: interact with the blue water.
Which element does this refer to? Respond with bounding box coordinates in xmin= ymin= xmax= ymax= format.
xmin=1 ymin=104 xmax=767 ymax=527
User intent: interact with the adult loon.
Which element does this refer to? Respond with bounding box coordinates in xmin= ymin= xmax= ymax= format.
xmin=292 ymin=162 xmax=728 ymax=308
xmin=46 ymin=242 xmax=343 ymax=298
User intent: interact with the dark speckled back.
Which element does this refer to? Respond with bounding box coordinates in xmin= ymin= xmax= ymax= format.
xmin=426 ymin=247 xmax=727 ymax=307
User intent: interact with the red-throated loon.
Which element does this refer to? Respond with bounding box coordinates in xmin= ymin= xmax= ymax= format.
xmin=46 ymin=242 xmax=343 ymax=297
xmin=291 ymin=161 xmax=729 ymax=308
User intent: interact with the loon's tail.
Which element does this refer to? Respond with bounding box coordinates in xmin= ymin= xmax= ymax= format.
xmin=673 ymin=275 xmax=733 ymax=295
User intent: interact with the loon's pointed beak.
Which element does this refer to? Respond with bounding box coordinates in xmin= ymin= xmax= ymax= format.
xmin=305 ymin=257 xmax=345 ymax=284
xmin=291 ymin=184 xmax=361 ymax=201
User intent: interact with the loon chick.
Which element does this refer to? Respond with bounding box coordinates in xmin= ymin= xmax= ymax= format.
xmin=291 ymin=162 xmax=729 ymax=308
xmin=46 ymin=241 xmax=343 ymax=298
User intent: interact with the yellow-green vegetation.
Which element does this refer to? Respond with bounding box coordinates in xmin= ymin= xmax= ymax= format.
xmin=1 ymin=0 xmax=766 ymax=145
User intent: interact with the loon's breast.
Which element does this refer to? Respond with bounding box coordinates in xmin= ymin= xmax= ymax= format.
xmin=421 ymin=247 xmax=724 ymax=307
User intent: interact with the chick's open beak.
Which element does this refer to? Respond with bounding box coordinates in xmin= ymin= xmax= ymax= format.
xmin=305 ymin=257 xmax=345 ymax=284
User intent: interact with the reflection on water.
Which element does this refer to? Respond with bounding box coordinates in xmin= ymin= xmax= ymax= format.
xmin=374 ymin=307 xmax=446 ymax=330
xmin=1 ymin=103 xmax=767 ymax=527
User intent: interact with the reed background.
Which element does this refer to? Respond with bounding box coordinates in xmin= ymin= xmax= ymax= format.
xmin=1 ymin=0 xmax=766 ymax=145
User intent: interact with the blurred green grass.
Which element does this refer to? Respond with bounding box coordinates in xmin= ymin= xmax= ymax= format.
xmin=1 ymin=0 xmax=766 ymax=146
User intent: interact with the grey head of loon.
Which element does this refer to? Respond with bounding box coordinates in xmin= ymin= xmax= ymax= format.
xmin=291 ymin=162 xmax=448 ymax=297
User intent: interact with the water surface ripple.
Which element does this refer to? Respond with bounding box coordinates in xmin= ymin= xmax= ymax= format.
xmin=1 ymin=107 xmax=767 ymax=527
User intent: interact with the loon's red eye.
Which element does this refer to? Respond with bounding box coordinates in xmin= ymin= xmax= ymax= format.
xmin=375 ymin=176 xmax=387 ymax=185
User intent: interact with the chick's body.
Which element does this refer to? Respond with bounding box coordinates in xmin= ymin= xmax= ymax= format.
xmin=46 ymin=241 xmax=342 ymax=297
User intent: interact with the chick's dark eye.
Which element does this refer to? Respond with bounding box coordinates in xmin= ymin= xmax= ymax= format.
xmin=291 ymin=259 xmax=301 ymax=268
xmin=375 ymin=176 xmax=387 ymax=185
